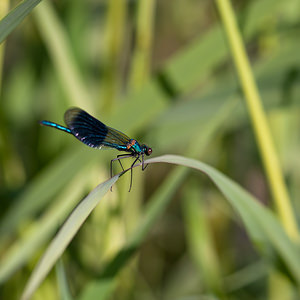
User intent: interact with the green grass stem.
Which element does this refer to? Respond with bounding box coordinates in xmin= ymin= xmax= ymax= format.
xmin=183 ymin=185 xmax=225 ymax=296
xmin=129 ymin=0 xmax=156 ymax=90
xmin=0 ymin=0 xmax=9 ymax=91
xmin=33 ymin=1 xmax=92 ymax=110
xmin=101 ymin=0 xmax=127 ymax=112
xmin=215 ymin=0 xmax=299 ymax=241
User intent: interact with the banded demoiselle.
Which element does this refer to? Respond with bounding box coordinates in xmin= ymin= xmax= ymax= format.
xmin=40 ymin=107 xmax=152 ymax=191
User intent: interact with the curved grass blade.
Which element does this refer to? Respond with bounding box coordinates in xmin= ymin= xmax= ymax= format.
xmin=20 ymin=174 xmax=120 ymax=300
xmin=0 ymin=0 xmax=42 ymax=44
xmin=21 ymin=155 xmax=300 ymax=299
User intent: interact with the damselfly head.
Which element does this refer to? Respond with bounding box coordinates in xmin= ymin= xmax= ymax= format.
xmin=142 ymin=144 xmax=152 ymax=156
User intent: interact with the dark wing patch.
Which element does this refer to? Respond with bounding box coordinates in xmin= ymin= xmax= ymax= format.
xmin=64 ymin=107 xmax=131 ymax=150
xmin=64 ymin=107 xmax=108 ymax=148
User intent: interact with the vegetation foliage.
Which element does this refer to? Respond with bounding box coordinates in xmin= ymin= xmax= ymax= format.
xmin=0 ymin=0 xmax=300 ymax=299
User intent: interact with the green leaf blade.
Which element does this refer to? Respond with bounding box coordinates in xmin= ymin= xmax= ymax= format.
xmin=0 ymin=0 xmax=42 ymax=44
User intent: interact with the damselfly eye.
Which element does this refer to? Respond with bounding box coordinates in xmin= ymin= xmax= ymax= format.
xmin=146 ymin=147 xmax=152 ymax=156
xmin=142 ymin=144 xmax=152 ymax=156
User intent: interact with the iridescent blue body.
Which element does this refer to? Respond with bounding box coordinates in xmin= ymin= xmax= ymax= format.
xmin=40 ymin=121 xmax=71 ymax=134
xmin=40 ymin=107 xmax=152 ymax=191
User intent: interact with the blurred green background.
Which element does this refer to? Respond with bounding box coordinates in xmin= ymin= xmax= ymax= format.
xmin=1 ymin=0 xmax=300 ymax=299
